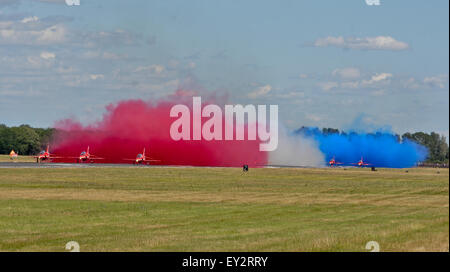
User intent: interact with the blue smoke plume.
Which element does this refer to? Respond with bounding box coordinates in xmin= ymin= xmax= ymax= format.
xmin=295 ymin=127 xmax=428 ymax=168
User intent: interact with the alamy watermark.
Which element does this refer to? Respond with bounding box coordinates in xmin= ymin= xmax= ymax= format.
xmin=65 ymin=241 xmax=80 ymax=252
xmin=169 ymin=97 xmax=279 ymax=151
xmin=365 ymin=241 xmax=380 ymax=252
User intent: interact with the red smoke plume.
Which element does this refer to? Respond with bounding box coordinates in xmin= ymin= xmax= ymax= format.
xmin=52 ymin=95 xmax=268 ymax=167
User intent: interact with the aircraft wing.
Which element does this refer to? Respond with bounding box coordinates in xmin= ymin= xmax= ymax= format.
xmin=33 ymin=155 xmax=65 ymax=159
xmin=89 ymin=157 xmax=104 ymax=160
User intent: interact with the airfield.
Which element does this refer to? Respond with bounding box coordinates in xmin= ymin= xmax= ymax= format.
xmin=0 ymin=155 xmax=448 ymax=252
xmin=0 ymin=162 xmax=175 ymax=169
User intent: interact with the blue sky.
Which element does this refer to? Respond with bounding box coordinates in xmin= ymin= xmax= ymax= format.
xmin=0 ymin=0 xmax=448 ymax=140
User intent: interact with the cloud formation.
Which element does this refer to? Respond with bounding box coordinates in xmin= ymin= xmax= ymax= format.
xmin=314 ymin=36 xmax=409 ymax=51
xmin=424 ymin=74 xmax=448 ymax=89
xmin=332 ymin=67 xmax=361 ymax=79
xmin=40 ymin=51 xmax=55 ymax=59
xmin=0 ymin=22 xmax=67 ymax=45
xmin=248 ymin=84 xmax=272 ymax=98
xmin=362 ymin=73 xmax=393 ymax=85
xmin=318 ymin=71 xmax=393 ymax=92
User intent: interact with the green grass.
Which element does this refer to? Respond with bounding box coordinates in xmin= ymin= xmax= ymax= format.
xmin=0 ymin=167 xmax=448 ymax=251
xmin=0 ymin=154 xmax=35 ymax=163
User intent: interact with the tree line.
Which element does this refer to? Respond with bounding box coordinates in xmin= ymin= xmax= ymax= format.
xmin=0 ymin=124 xmax=55 ymax=156
xmin=0 ymin=124 xmax=449 ymax=164
xmin=402 ymin=131 xmax=449 ymax=164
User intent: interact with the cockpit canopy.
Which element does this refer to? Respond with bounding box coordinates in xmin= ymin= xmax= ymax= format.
xmin=137 ymin=154 xmax=143 ymax=158
xmin=40 ymin=151 xmax=45 ymax=155
xmin=80 ymin=151 xmax=87 ymax=156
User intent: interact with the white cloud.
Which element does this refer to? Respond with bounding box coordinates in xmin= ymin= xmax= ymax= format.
xmin=37 ymin=24 xmax=66 ymax=43
xmin=362 ymin=73 xmax=393 ymax=85
xmin=56 ymin=66 xmax=75 ymax=74
xmin=340 ymin=81 xmax=360 ymax=89
xmin=27 ymin=55 xmax=54 ymax=68
xmin=332 ymin=67 xmax=360 ymax=79
xmin=89 ymin=74 xmax=104 ymax=80
xmin=403 ymin=77 xmax=420 ymax=90
xmin=83 ymin=29 xmax=141 ymax=48
xmin=314 ymin=36 xmax=345 ymax=47
xmin=314 ymin=36 xmax=409 ymax=51
xmin=135 ymin=64 xmax=165 ymax=75
xmin=0 ymin=24 xmax=67 ymax=45
xmin=318 ymin=71 xmax=448 ymax=94
xmin=248 ymin=84 xmax=272 ymax=98
xmin=319 ymin=72 xmax=393 ymax=92
xmin=0 ymin=17 xmax=141 ymax=47
xmin=318 ymin=81 xmax=338 ymax=91
xmin=135 ymin=79 xmax=180 ymax=93
xmin=102 ymin=52 xmax=125 ymax=60
xmin=424 ymin=74 xmax=448 ymax=89
xmin=82 ymin=51 xmax=127 ymax=60
xmin=21 ymin=16 xmax=39 ymax=24
xmin=0 ymin=86 xmax=42 ymax=97
xmin=276 ymin=91 xmax=305 ymax=99
xmin=40 ymin=51 xmax=55 ymax=59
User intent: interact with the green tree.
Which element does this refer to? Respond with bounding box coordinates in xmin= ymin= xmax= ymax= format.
xmin=402 ymin=132 xmax=449 ymax=163
xmin=10 ymin=125 xmax=41 ymax=155
xmin=0 ymin=125 xmax=47 ymax=155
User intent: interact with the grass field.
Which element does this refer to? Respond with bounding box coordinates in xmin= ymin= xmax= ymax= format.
xmin=0 ymin=166 xmax=448 ymax=252
xmin=0 ymin=154 xmax=35 ymax=163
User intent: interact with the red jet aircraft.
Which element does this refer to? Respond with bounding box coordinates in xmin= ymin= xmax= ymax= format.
xmin=72 ymin=146 xmax=104 ymax=163
xmin=352 ymin=157 xmax=372 ymax=167
xmin=34 ymin=145 xmax=63 ymax=163
xmin=328 ymin=156 xmax=343 ymax=167
xmin=124 ymin=148 xmax=160 ymax=165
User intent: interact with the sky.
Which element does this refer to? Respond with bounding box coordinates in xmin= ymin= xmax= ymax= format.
xmin=0 ymin=0 xmax=448 ymax=140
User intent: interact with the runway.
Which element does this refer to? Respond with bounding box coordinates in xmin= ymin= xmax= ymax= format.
xmin=0 ymin=162 xmax=276 ymax=169
xmin=0 ymin=162 xmax=176 ymax=169
xmin=0 ymin=159 xmax=339 ymax=169
xmin=0 ymin=162 xmax=323 ymax=169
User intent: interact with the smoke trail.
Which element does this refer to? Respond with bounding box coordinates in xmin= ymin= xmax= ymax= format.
xmin=49 ymin=91 xmax=426 ymax=168
xmin=268 ymin=127 xmax=325 ymax=167
xmin=52 ymin=94 xmax=268 ymax=167
xmin=295 ymin=127 xmax=428 ymax=168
